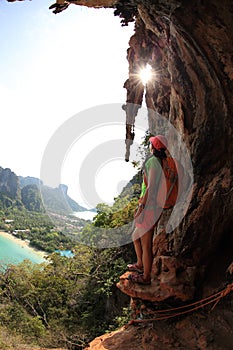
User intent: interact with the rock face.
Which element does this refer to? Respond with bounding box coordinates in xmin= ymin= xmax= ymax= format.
xmin=21 ymin=184 xmax=44 ymax=212
xmin=85 ymin=303 xmax=233 ymax=349
xmin=0 ymin=167 xmax=20 ymax=200
xmin=118 ymin=0 xmax=233 ymax=303
xmin=80 ymin=0 xmax=233 ymax=347
xmin=39 ymin=0 xmax=233 ymax=303
xmin=117 ymin=255 xmax=196 ymax=302
xmin=34 ymin=0 xmax=230 ymax=305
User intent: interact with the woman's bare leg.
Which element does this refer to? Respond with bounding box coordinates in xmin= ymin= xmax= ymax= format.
xmin=140 ymin=228 xmax=154 ymax=281
xmin=133 ymin=239 xmax=143 ymax=268
xmin=132 ymin=228 xmax=144 ymax=268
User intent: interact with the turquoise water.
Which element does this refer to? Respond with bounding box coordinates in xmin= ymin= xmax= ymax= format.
xmin=55 ymin=250 xmax=74 ymax=258
xmin=0 ymin=232 xmax=45 ymax=268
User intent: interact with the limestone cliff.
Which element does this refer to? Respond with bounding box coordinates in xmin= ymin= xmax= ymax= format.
xmin=97 ymin=0 xmax=233 ymax=347
xmin=118 ymin=0 xmax=233 ymax=304
xmin=0 ymin=167 xmax=21 ymax=206
xmin=26 ymin=0 xmax=233 ymax=301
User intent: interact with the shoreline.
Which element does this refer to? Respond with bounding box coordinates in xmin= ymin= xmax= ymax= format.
xmin=0 ymin=231 xmax=48 ymax=259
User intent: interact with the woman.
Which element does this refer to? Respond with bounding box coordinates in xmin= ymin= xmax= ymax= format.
xmin=128 ymin=134 xmax=168 ymax=285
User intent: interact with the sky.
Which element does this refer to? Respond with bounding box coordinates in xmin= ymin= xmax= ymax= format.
xmin=0 ymin=0 xmax=148 ymax=208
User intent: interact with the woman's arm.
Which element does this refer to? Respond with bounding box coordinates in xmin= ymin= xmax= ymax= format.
xmin=145 ymin=167 xmax=157 ymax=205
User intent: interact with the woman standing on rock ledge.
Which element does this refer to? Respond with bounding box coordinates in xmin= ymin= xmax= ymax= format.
xmin=127 ymin=135 xmax=168 ymax=285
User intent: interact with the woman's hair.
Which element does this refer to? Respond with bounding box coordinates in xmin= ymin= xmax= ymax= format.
xmin=152 ymin=148 xmax=167 ymax=159
xmin=141 ymin=147 xmax=167 ymax=172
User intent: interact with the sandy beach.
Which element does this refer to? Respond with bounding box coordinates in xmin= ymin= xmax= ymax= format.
xmin=0 ymin=231 xmax=47 ymax=259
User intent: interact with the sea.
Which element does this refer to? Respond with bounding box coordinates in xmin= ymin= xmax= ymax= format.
xmin=0 ymin=232 xmax=46 ymax=268
xmin=73 ymin=210 xmax=96 ymax=221
xmin=0 ymin=210 xmax=96 ymax=268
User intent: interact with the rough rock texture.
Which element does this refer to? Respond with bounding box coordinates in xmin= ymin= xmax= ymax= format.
xmin=117 ymin=256 xmax=196 ymax=301
xmin=84 ymin=0 xmax=233 ymax=348
xmin=85 ymin=300 xmax=233 ymax=350
xmin=118 ymin=0 xmax=233 ymax=303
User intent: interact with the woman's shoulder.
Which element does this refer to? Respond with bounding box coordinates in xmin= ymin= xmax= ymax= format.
xmin=145 ymin=155 xmax=161 ymax=168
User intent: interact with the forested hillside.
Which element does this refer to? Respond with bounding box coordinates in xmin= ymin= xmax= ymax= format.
xmin=0 ymin=166 xmax=90 ymax=252
xmin=0 ymin=166 xmax=142 ymax=349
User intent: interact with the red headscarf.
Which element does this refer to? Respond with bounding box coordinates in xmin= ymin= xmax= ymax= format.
xmin=149 ymin=135 xmax=168 ymax=150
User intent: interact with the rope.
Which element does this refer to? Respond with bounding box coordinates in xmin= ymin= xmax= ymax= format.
xmin=128 ymin=282 xmax=233 ymax=325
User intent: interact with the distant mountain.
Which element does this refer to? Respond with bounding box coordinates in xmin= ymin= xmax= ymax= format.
xmin=21 ymin=184 xmax=45 ymax=212
xmin=0 ymin=167 xmax=21 ymax=200
xmin=19 ymin=176 xmax=42 ymax=188
xmin=0 ymin=167 xmax=90 ymax=215
xmin=40 ymin=184 xmax=87 ymax=215
xmin=0 ymin=167 xmax=22 ymax=209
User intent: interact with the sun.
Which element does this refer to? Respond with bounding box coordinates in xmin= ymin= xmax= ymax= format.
xmin=139 ymin=64 xmax=153 ymax=85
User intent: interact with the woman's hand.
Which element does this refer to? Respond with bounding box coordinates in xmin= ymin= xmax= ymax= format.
xmin=134 ymin=202 xmax=145 ymax=223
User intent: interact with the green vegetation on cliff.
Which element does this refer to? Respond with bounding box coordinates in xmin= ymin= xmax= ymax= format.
xmin=1 ymin=206 xmax=88 ymax=253
xmin=0 ymin=245 xmax=134 ymax=348
xmin=0 ymin=166 xmax=91 ymax=253
xmin=0 ymin=143 xmax=144 ymax=348
xmin=0 ymin=168 xmax=142 ymax=349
